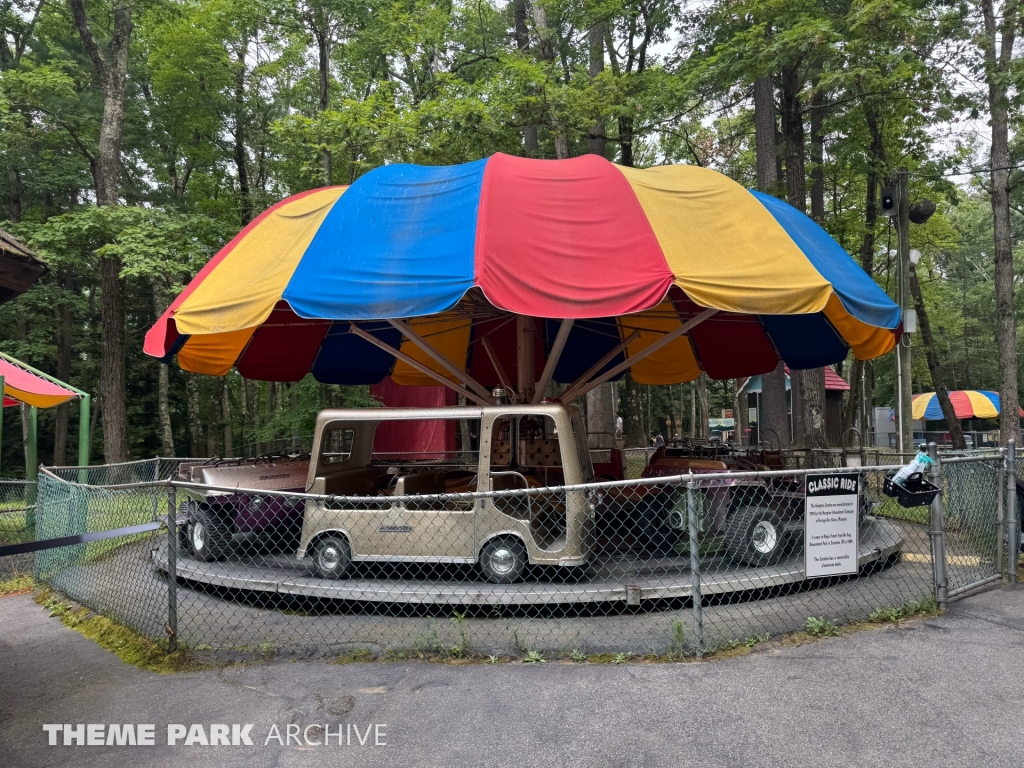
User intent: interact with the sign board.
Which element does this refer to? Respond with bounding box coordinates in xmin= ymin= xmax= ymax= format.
xmin=804 ymin=473 xmax=859 ymax=578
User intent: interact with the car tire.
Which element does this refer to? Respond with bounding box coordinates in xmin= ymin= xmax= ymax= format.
xmin=188 ymin=505 xmax=232 ymax=562
xmin=479 ymin=537 xmax=528 ymax=584
xmin=724 ymin=506 xmax=788 ymax=567
xmin=313 ymin=535 xmax=352 ymax=580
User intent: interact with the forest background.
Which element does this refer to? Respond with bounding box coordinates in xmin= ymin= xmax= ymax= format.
xmin=0 ymin=0 xmax=1022 ymax=471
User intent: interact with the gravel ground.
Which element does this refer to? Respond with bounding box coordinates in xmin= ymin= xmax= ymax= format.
xmin=1 ymin=582 xmax=1022 ymax=767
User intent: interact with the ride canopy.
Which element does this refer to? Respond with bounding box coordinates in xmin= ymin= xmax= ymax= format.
xmin=145 ymin=154 xmax=901 ymax=390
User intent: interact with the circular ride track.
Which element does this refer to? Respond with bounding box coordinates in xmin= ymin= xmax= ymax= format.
xmin=152 ymin=516 xmax=904 ymax=607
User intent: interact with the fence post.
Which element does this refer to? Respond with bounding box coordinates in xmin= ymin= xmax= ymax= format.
xmin=927 ymin=442 xmax=948 ymax=610
xmin=687 ymin=479 xmax=704 ymax=657
xmin=997 ymin=448 xmax=1005 ymax=578
xmin=166 ymin=485 xmax=178 ymax=653
xmin=1007 ymin=439 xmax=1017 ymax=585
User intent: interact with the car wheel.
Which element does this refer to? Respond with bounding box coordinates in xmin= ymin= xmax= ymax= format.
xmin=313 ymin=535 xmax=352 ymax=580
xmin=188 ymin=505 xmax=232 ymax=562
xmin=479 ymin=537 xmax=528 ymax=584
xmin=724 ymin=506 xmax=787 ymax=567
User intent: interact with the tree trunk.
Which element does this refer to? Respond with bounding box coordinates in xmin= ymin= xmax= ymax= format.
xmin=623 ymin=373 xmax=644 ymax=447
xmin=206 ymin=384 xmax=220 ymax=457
xmin=99 ymin=256 xmax=128 ymax=461
xmin=7 ymin=167 xmax=21 ymax=222
xmin=316 ymin=27 xmax=332 ymax=184
xmin=512 ymin=0 xmax=539 ymax=154
xmin=803 ymin=368 xmax=828 ymax=450
xmin=588 ymin=21 xmax=606 ymax=158
xmin=234 ymin=40 xmax=252 ymax=224
xmin=910 ymin=266 xmax=966 ymax=448
xmin=753 ymin=74 xmax=790 ymax=448
xmin=844 ymin=99 xmax=885 ymax=436
xmin=157 ymin=364 xmax=175 ymax=456
xmin=53 ymin=292 xmax=73 ymax=465
xmin=981 ymin=0 xmax=1020 ymax=445
xmin=586 ymin=382 xmax=617 ymax=449
xmin=69 ymin=0 xmax=133 ymax=463
xmin=152 ymin=281 xmax=175 ymax=456
xmin=695 ymin=374 xmax=710 ymax=438
xmin=734 ymin=379 xmax=748 ymax=446
xmin=221 ymin=379 xmax=233 ymax=457
xmin=754 ymin=76 xmax=779 ymax=196
xmin=809 ymin=80 xmax=825 ymax=223
xmin=689 ymin=382 xmax=696 ymax=438
xmin=532 ymin=5 xmax=567 ymax=159
xmin=780 ymin=67 xmax=807 ymax=211
xmin=186 ymin=373 xmax=203 ymax=456
xmin=619 ymin=116 xmax=634 ymax=168
xmin=780 ymin=66 xmax=826 ymax=450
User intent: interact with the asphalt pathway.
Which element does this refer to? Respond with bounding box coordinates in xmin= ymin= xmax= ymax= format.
xmin=2 ymin=583 xmax=1023 ymax=767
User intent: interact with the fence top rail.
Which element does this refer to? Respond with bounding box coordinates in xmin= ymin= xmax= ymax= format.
xmin=940 ymin=454 xmax=1003 ymax=465
xmin=38 ymin=461 xmax=936 ymax=505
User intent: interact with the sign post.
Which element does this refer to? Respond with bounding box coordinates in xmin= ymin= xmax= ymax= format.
xmin=805 ymin=472 xmax=860 ymax=578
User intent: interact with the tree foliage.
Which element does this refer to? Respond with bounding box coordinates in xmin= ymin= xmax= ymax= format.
xmin=0 ymin=0 xmax=1020 ymax=470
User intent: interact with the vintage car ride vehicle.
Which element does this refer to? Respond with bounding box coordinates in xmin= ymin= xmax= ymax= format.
xmin=175 ymin=402 xmax=866 ymax=583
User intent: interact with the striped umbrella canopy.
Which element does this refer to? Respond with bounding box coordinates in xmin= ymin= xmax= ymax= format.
xmin=145 ymin=154 xmax=901 ymax=404
xmin=912 ymin=390 xmax=1024 ymax=421
xmin=0 ymin=357 xmax=78 ymax=409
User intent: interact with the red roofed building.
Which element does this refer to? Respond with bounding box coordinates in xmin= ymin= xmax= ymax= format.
xmin=739 ymin=366 xmax=850 ymax=447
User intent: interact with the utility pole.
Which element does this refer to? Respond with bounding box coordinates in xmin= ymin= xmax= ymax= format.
xmin=896 ymin=169 xmax=913 ymax=454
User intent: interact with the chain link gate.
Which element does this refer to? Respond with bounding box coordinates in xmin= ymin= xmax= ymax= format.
xmin=18 ymin=449 xmax=1010 ymax=660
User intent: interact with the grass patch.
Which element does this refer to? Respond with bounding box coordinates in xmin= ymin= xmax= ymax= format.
xmin=869 ymin=596 xmax=939 ymax=624
xmin=331 ymin=648 xmax=375 ymax=664
xmin=805 ymin=616 xmax=841 ymax=637
xmin=873 ymin=497 xmax=930 ymax=525
xmin=0 ymin=573 xmax=32 ymax=596
xmin=34 ymin=589 xmax=206 ymax=673
xmin=0 ymin=508 xmax=34 ymax=545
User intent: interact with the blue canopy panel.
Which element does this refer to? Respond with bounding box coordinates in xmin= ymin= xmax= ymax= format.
xmin=760 ymin=314 xmax=850 ymax=370
xmin=751 ymin=190 xmax=901 ymax=330
xmin=285 ymin=160 xmax=487 ymax=321
xmin=311 ymin=322 xmax=401 ymax=384
xmin=544 ymin=318 xmax=626 ymax=384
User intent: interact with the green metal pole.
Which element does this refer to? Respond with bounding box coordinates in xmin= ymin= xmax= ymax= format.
xmin=25 ymin=404 xmax=37 ymax=514
xmin=78 ymin=393 xmax=91 ymax=467
xmin=26 ymin=405 xmax=37 ymax=482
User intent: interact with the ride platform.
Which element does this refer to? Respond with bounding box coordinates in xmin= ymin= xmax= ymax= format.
xmin=152 ymin=517 xmax=904 ymax=607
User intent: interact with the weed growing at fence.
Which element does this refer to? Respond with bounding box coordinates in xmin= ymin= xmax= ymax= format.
xmin=805 ymin=617 xmax=841 ymax=637
xmin=869 ymin=596 xmax=939 ymax=624
xmin=333 ymin=648 xmax=375 ymax=664
xmin=570 ymin=649 xmax=587 ymax=662
xmin=521 ymin=650 xmax=547 ymax=663
xmin=34 ymin=589 xmax=204 ymax=673
xmin=667 ymin=619 xmax=687 ymax=658
xmin=0 ymin=573 xmax=32 ymax=596
xmin=450 ymin=612 xmax=470 ymax=658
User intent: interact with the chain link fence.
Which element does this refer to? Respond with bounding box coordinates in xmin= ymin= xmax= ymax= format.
xmin=0 ymin=478 xmax=37 ymax=579
xmin=16 ymin=447 xmax=1011 ymax=660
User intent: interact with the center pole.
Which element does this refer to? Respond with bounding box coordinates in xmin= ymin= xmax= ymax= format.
xmin=516 ymin=315 xmax=536 ymax=403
